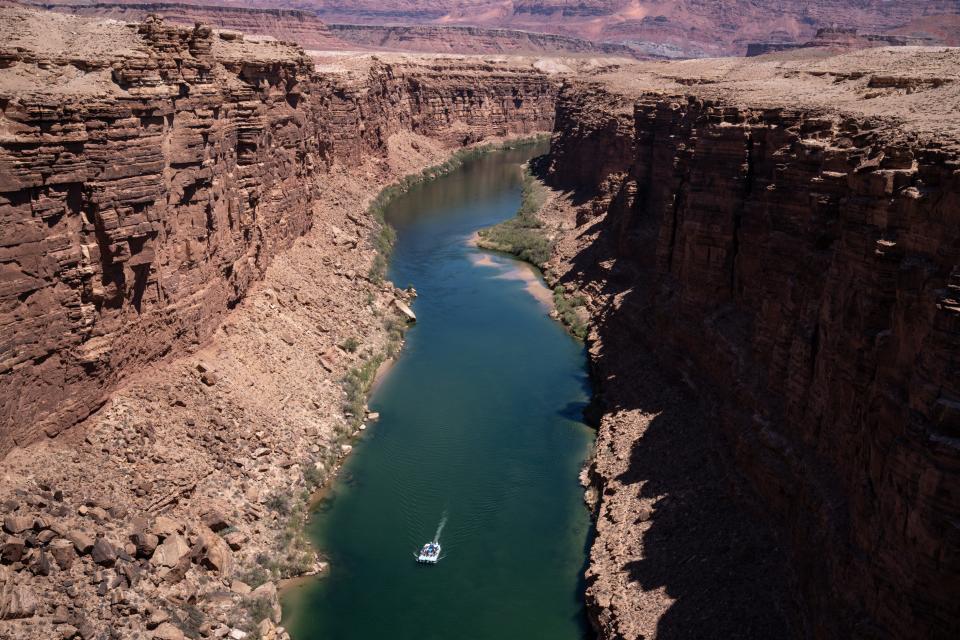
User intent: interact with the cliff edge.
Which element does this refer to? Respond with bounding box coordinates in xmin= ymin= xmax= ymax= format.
xmin=540 ymin=46 xmax=960 ymax=639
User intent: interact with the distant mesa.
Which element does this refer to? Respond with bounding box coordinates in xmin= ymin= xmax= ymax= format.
xmin=746 ymin=26 xmax=943 ymax=57
xmin=25 ymin=0 xmax=960 ymax=58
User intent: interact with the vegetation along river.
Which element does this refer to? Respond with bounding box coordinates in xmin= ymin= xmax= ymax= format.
xmin=282 ymin=142 xmax=595 ymax=639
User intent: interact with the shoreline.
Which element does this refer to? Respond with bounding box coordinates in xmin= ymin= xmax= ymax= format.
xmin=276 ymin=135 xmax=554 ymax=616
xmin=467 ymin=231 xmax=555 ymax=310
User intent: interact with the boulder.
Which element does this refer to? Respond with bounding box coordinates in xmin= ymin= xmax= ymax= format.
xmin=201 ymin=511 xmax=231 ymax=533
xmin=29 ymin=549 xmax=51 ymax=576
xmin=150 ymin=516 xmax=182 ymax=540
xmin=146 ymin=607 xmax=170 ymax=629
xmin=2 ymin=515 xmax=32 ymax=535
xmin=91 ymin=538 xmax=117 ymax=567
xmin=48 ymin=539 xmax=75 ymax=569
xmin=52 ymin=604 xmax=71 ymax=623
xmin=223 ymin=531 xmax=246 ymax=551
xmin=257 ymin=619 xmax=279 ymax=640
xmin=162 ymin=555 xmax=192 ymax=585
xmin=153 ymin=622 xmax=186 ymax=640
xmin=58 ymin=624 xmax=79 ymax=639
xmin=152 ymin=534 xmax=190 ymax=568
xmin=0 ymin=582 xmax=38 ymax=620
xmin=198 ymin=529 xmax=234 ymax=576
xmin=36 ymin=530 xmax=57 ymax=545
xmin=230 ymin=579 xmax=251 ymax=595
xmin=393 ymin=299 xmax=416 ymax=322
xmin=131 ymin=531 xmax=159 ymax=558
xmin=1 ymin=537 xmax=25 ymax=564
xmin=67 ymin=530 xmax=94 ymax=555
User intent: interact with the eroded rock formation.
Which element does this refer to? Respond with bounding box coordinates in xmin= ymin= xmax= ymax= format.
xmin=540 ymin=50 xmax=960 ymax=639
xmin=0 ymin=7 xmax=557 ymax=456
xmin=0 ymin=10 xmax=559 ymax=635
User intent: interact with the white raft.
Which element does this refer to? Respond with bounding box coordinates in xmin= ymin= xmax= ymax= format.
xmin=416 ymin=541 xmax=441 ymax=564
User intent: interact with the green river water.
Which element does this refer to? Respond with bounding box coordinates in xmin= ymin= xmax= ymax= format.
xmin=282 ymin=142 xmax=595 ymax=639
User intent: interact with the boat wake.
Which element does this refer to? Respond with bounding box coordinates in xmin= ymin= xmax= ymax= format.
xmin=433 ymin=512 xmax=448 ymax=543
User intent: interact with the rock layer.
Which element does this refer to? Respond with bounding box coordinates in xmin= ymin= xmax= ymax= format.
xmin=33 ymin=3 xmax=647 ymax=58
xmin=0 ymin=6 xmax=557 ymax=456
xmin=29 ymin=0 xmax=960 ymax=57
xmin=542 ymin=57 xmax=960 ymax=639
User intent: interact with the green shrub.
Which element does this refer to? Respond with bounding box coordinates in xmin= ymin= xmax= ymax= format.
xmin=303 ymin=460 xmax=324 ymax=489
xmin=264 ymin=492 xmax=290 ymax=516
xmin=339 ymin=337 xmax=360 ymax=353
xmin=476 ymin=167 xmax=552 ymax=267
xmin=553 ymin=285 xmax=589 ymax=340
xmin=342 ymin=354 xmax=385 ymax=425
xmin=238 ymin=564 xmax=270 ymax=589
xmin=239 ymin=596 xmax=273 ymax=635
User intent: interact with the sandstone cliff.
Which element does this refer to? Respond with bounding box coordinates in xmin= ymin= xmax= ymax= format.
xmin=0 ymin=9 xmax=559 ymax=636
xmin=540 ymin=48 xmax=960 ymax=639
xmin=0 ymin=6 xmax=557 ymax=457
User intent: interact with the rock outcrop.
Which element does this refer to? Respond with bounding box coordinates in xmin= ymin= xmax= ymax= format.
xmin=540 ymin=49 xmax=960 ymax=639
xmin=0 ymin=6 xmax=557 ymax=457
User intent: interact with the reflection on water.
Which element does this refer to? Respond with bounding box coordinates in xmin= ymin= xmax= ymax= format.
xmin=282 ymin=142 xmax=594 ymax=640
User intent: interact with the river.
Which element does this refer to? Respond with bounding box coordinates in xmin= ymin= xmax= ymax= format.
xmin=282 ymin=142 xmax=595 ymax=639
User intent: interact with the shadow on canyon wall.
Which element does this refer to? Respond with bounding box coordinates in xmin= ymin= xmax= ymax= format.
xmin=558 ymin=196 xmax=806 ymax=639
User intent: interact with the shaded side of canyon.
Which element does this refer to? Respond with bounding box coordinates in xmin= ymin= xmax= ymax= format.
xmin=541 ymin=81 xmax=960 ymax=639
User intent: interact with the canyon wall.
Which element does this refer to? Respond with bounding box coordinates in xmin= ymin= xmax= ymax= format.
xmin=0 ymin=8 xmax=557 ymax=456
xmin=545 ymin=78 xmax=960 ymax=638
xmin=30 ymin=2 xmax=352 ymax=50
xmin=28 ymin=0 xmax=960 ymax=57
xmin=33 ymin=3 xmax=646 ymax=58
xmin=277 ymin=0 xmax=960 ymax=56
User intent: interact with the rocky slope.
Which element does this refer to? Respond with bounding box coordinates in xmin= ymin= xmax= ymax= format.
xmin=0 ymin=6 xmax=557 ymax=638
xmin=537 ymin=47 xmax=960 ymax=639
xmin=0 ymin=6 xmax=557 ymax=456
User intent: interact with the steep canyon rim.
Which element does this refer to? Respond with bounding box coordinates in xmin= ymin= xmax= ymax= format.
xmin=1 ymin=4 xmax=960 ymax=639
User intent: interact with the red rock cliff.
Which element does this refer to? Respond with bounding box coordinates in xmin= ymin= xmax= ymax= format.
xmin=0 ymin=9 xmax=557 ymax=455
xmin=545 ymin=71 xmax=960 ymax=638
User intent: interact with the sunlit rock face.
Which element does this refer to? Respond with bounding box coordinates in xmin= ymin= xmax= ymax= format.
xmin=0 ymin=8 xmax=558 ymax=455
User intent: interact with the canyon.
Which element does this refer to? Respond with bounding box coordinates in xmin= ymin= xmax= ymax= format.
xmin=536 ymin=48 xmax=960 ymax=639
xmin=28 ymin=1 xmax=960 ymax=58
xmin=0 ymin=6 xmax=558 ymax=638
xmin=1 ymin=2 xmax=959 ymax=640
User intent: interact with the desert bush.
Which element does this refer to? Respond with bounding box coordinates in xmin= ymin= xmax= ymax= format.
xmin=476 ymin=167 xmax=552 ymax=266
xmin=553 ymin=285 xmax=589 ymax=340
